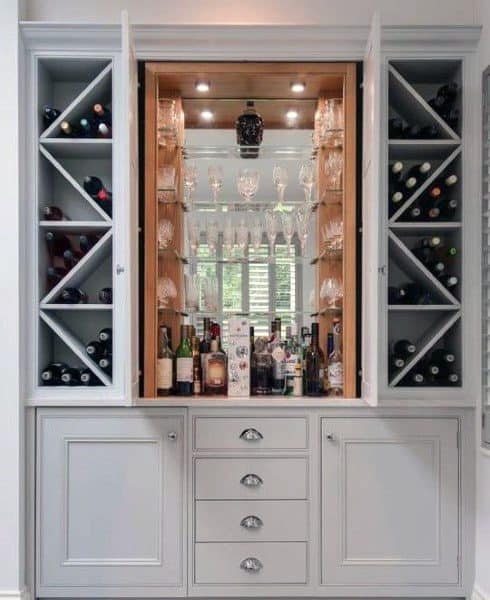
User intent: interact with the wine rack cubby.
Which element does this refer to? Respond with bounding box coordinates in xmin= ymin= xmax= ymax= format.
xmin=32 ymin=56 xmax=115 ymax=394
xmin=386 ymin=59 xmax=463 ymax=389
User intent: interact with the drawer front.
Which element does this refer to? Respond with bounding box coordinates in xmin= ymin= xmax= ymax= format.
xmin=195 ymin=500 xmax=308 ymax=542
xmin=194 ymin=416 xmax=308 ymax=450
xmin=194 ymin=542 xmax=307 ymax=584
xmin=195 ymin=458 xmax=308 ymax=500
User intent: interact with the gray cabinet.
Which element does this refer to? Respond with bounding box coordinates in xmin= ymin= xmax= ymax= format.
xmin=36 ymin=409 xmax=185 ymax=597
xmin=321 ymin=417 xmax=459 ymax=587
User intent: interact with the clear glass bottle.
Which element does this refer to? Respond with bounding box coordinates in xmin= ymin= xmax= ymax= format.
xmin=328 ymin=319 xmax=343 ymax=396
xmin=284 ymin=324 xmax=300 ymax=395
xmin=157 ymin=325 xmax=174 ymax=396
xmin=204 ymin=338 xmax=227 ymax=395
xmin=251 ymin=337 xmax=273 ymax=395
xmin=176 ymin=324 xmax=193 ymax=396
xmin=305 ymin=322 xmax=325 ymax=396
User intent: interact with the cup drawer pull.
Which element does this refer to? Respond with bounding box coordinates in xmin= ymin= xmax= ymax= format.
xmin=240 ymin=473 xmax=263 ymax=488
xmin=240 ymin=428 xmax=263 ymax=441
xmin=240 ymin=557 xmax=263 ymax=573
xmin=240 ymin=515 xmax=263 ymax=530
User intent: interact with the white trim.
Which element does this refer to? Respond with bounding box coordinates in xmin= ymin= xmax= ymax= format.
xmin=0 ymin=588 xmax=31 ymax=600
xmin=473 ymin=583 xmax=490 ymax=600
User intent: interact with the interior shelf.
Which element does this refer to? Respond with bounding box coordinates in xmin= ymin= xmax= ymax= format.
xmin=40 ymin=138 xmax=112 ymax=159
xmin=388 ymin=304 xmax=459 ymax=311
xmin=182 ymin=144 xmax=317 ymax=160
xmin=39 ymin=221 xmax=112 ymax=230
xmin=388 ymin=140 xmax=460 ymax=160
xmin=40 ymin=303 xmax=113 ymax=311
xmin=390 ymin=222 xmax=462 ymax=231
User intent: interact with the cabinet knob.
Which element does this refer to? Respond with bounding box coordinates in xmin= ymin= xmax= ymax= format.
xmin=168 ymin=431 xmax=178 ymax=441
xmin=240 ymin=473 xmax=263 ymax=488
xmin=240 ymin=557 xmax=263 ymax=573
xmin=240 ymin=515 xmax=263 ymax=530
xmin=240 ymin=428 xmax=263 ymax=442
xmin=326 ymin=433 xmax=335 ymax=441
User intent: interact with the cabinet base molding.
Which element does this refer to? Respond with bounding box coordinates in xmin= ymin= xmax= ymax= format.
xmin=473 ymin=585 xmax=490 ymax=600
xmin=0 ymin=588 xmax=31 ymax=600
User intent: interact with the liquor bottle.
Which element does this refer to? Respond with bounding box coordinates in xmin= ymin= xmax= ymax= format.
xmin=93 ymin=103 xmax=112 ymax=126
xmin=200 ymin=317 xmax=212 ymax=381
xmin=79 ymin=233 xmax=100 ymax=254
xmin=46 ymin=266 xmax=68 ymax=290
xmin=305 ymin=322 xmax=325 ymax=396
xmin=389 ymin=161 xmax=404 ymax=183
xmin=300 ymin=326 xmax=311 ymax=395
xmin=80 ymin=368 xmax=101 ymax=386
xmin=327 ymin=319 xmax=343 ymax=396
xmin=85 ymin=340 xmax=106 ymax=361
xmin=284 ymin=325 xmax=300 ymax=395
xmin=42 ymin=106 xmax=61 ymax=128
xmin=270 ymin=318 xmax=286 ymax=394
xmin=393 ymin=339 xmax=416 ymax=358
xmin=59 ymin=287 xmax=87 ymax=304
xmin=98 ymin=287 xmax=113 ymax=304
xmin=191 ymin=336 xmax=202 ymax=395
xmin=293 ymin=358 xmax=303 ymax=397
xmin=204 ymin=338 xmax=227 ymax=395
xmin=388 ymin=117 xmax=404 ymax=139
xmin=60 ymin=366 xmax=82 ymax=386
xmin=42 ymin=206 xmax=65 ymax=221
xmin=251 ymin=337 xmax=272 ymax=395
xmin=236 ymin=100 xmax=264 ymax=158
xmin=176 ymin=324 xmax=193 ymax=395
xmin=45 ymin=231 xmax=71 ymax=257
xmin=406 ymin=162 xmax=432 ymax=182
xmin=157 ymin=326 xmax=174 ymax=396
xmin=98 ymin=354 xmax=112 ymax=375
xmin=41 ymin=361 xmax=67 ymax=385
xmin=98 ymin=328 xmax=112 ymax=348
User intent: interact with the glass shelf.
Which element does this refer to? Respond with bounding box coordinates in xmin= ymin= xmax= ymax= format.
xmin=157 ymin=248 xmax=343 ymax=265
xmin=158 ymin=308 xmax=342 ymax=318
xmin=182 ymin=144 xmax=318 ymax=160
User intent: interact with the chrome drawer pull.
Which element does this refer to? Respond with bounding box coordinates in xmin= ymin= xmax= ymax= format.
xmin=240 ymin=473 xmax=263 ymax=488
xmin=240 ymin=428 xmax=263 ymax=441
xmin=240 ymin=557 xmax=263 ymax=573
xmin=240 ymin=515 xmax=263 ymax=530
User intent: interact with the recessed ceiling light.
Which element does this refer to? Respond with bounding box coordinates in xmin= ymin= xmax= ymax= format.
xmin=290 ymin=82 xmax=306 ymax=93
xmin=195 ymin=81 xmax=210 ymax=93
xmin=286 ymin=109 xmax=299 ymax=121
xmin=200 ymin=109 xmax=214 ymax=121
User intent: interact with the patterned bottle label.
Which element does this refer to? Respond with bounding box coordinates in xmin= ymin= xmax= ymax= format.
xmin=176 ymin=357 xmax=193 ymax=383
xmin=157 ymin=358 xmax=172 ymax=389
xmin=328 ymin=361 xmax=343 ymax=387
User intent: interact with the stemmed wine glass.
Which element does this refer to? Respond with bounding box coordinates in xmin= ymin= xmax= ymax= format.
xmin=158 ymin=219 xmax=174 ymax=250
xmin=264 ymin=209 xmax=279 ymax=259
xmin=157 ymin=276 xmax=177 ymax=309
xmin=206 ymin=219 xmax=219 ymax=257
xmin=187 ymin=215 xmax=200 ymax=256
xmin=299 ymin=160 xmax=316 ymax=205
xmin=236 ymin=220 xmax=249 ymax=255
xmin=272 ymin=165 xmax=288 ymax=211
xmin=185 ymin=273 xmax=200 ymax=312
xmin=183 ymin=162 xmax=198 ymax=207
xmin=295 ymin=204 xmax=311 ymax=255
xmin=223 ymin=218 xmax=235 ymax=256
xmin=237 ymin=169 xmax=260 ymax=203
xmin=202 ymin=276 xmax=219 ymax=313
xmin=281 ymin=211 xmax=295 ymax=256
xmin=250 ymin=217 xmax=264 ymax=251
xmin=208 ymin=165 xmax=224 ymax=205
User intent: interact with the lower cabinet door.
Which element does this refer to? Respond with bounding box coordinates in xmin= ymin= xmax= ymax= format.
xmin=321 ymin=418 xmax=459 ymax=586
xmin=36 ymin=409 xmax=185 ymax=597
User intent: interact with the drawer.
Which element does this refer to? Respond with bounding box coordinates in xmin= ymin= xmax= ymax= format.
xmin=195 ymin=457 xmax=308 ymax=500
xmin=194 ymin=542 xmax=307 ymax=584
xmin=195 ymin=500 xmax=308 ymax=542
xmin=194 ymin=416 xmax=307 ymax=451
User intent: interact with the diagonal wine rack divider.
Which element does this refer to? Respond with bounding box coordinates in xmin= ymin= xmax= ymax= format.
xmin=39 ymin=310 xmax=111 ymax=385
xmin=388 ymin=64 xmax=460 ymax=141
xmin=388 ymin=231 xmax=460 ymax=306
xmin=389 ymin=146 xmax=461 ymax=223
xmin=39 ymin=144 xmax=111 ymax=222
xmin=40 ymin=62 xmax=112 ymax=140
xmin=41 ymin=229 xmax=113 ymax=304
xmin=389 ymin=310 xmax=461 ymax=387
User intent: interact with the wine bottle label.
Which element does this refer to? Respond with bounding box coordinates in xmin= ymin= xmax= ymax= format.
xmin=285 ymin=353 xmax=299 ymax=376
xmin=157 ymin=358 xmax=173 ymax=389
xmin=176 ymin=357 xmax=193 ymax=383
xmin=328 ymin=361 xmax=343 ymax=387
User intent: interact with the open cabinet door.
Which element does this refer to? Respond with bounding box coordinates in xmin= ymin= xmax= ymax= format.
xmin=121 ymin=10 xmax=139 ymax=402
xmin=361 ymin=13 xmax=381 ymax=406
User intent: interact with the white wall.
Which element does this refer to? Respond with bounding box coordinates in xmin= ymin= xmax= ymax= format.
xmin=25 ymin=0 xmax=479 ymax=25
xmin=475 ymin=1 xmax=490 ymax=595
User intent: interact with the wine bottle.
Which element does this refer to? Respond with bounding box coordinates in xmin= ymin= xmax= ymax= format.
xmin=424 ymin=361 xmax=441 ymax=379
xmin=99 ymin=327 xmax=112 ymax=344
xmin=63 ymin=249 xmax=82 ymax=270
xmin=429 ymin=95 xmax=447 ymax=112
xmin=59 ymin=287 xmax=87 ymax=304
xmin=46 ymin=266 xmax=68 ymax=289
xmin=79 ymin=233 xmax=99 ymax=254
xmin=176 ymin=324 xmax=193 ymax=395
xmin=388 ymin=117 xmax=404 ymax=139
xmin=86 ymin=340 xmax=106 ymax=361
xmin=60 ymin=120 xmax=79 ymax=137
xmin=439 ymin=274 xmax=459 ymax=288
xmin=98 ymin=354 xmax=112 ymax=374
xmin=79 ymin=118 xmax=94 ymax=137
xmin=60 ymin=366 xmax=82 ymax=386
xmin=427 ymin=259 xmax=446 ymax=277
xmin=388 ymin=286 xmax=408 ymax=304
xmin=305 ymin=322 xmax=326 ymax=396
xmin=402 ymin=124 xmax=422 ymax=139
xmin=390 ymin=356 xmax=405 ymax=370
xmin=421 ymin=236 xmax=442 ymax=249
xmin=191 ymin=336 xmax=202 ymax=395
xmin=420 ymin=124 xmax=438 ymax=138
xmin=157 ymin=326 xmax=174 ymax=396
xmin=41 ymin=361 xmax=67 ymax=385
xmin=404 ymin=282 xmax=433 ymax=304
xmin=45 ymin=231 xmax=71 ymax=257
xmin=389 ymin=161 xmax=404 ymax=183
xmin=430 ymin=348 xmax=456 ymax=365
xmin=437 ymin=197 xmax=458 ymax=219
xmin=80 ymin=368 xmax=101 ymax=386
xmin=406 ymin=372 xmax=425 ymax=385
xmin=270 ymin=318 xmax=286 ymax=394
xmin=42 ymin=206 xmax=65 ymax=221
xmin=406 ymin=162 xmax=432 ymax=181
xmin=83 ymin=175 xmax=113 ymax=217
xmin=327 ymin=320 xmax=343 ymax=396
xmin=406 ymin=205 xmax=422 ymax=220
xmin=439 ymin=107 xmax=459 ymax=129
xmin=204 ymin=337 xmax=227 ymax=395
xmin=97 ymin=122 xmax=111 ymax=138
xmin=93 ymin=103 xmax=112 ymax=125
xmin=393 ymin=339 xmax=416 ymax=358
xmin=42 ymin=106 xmax=61 ymax=128
xmin=98 ymin=287 xmax=113 ymax=304
xmin=437 ymin=82 xmax=459 ymax=101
